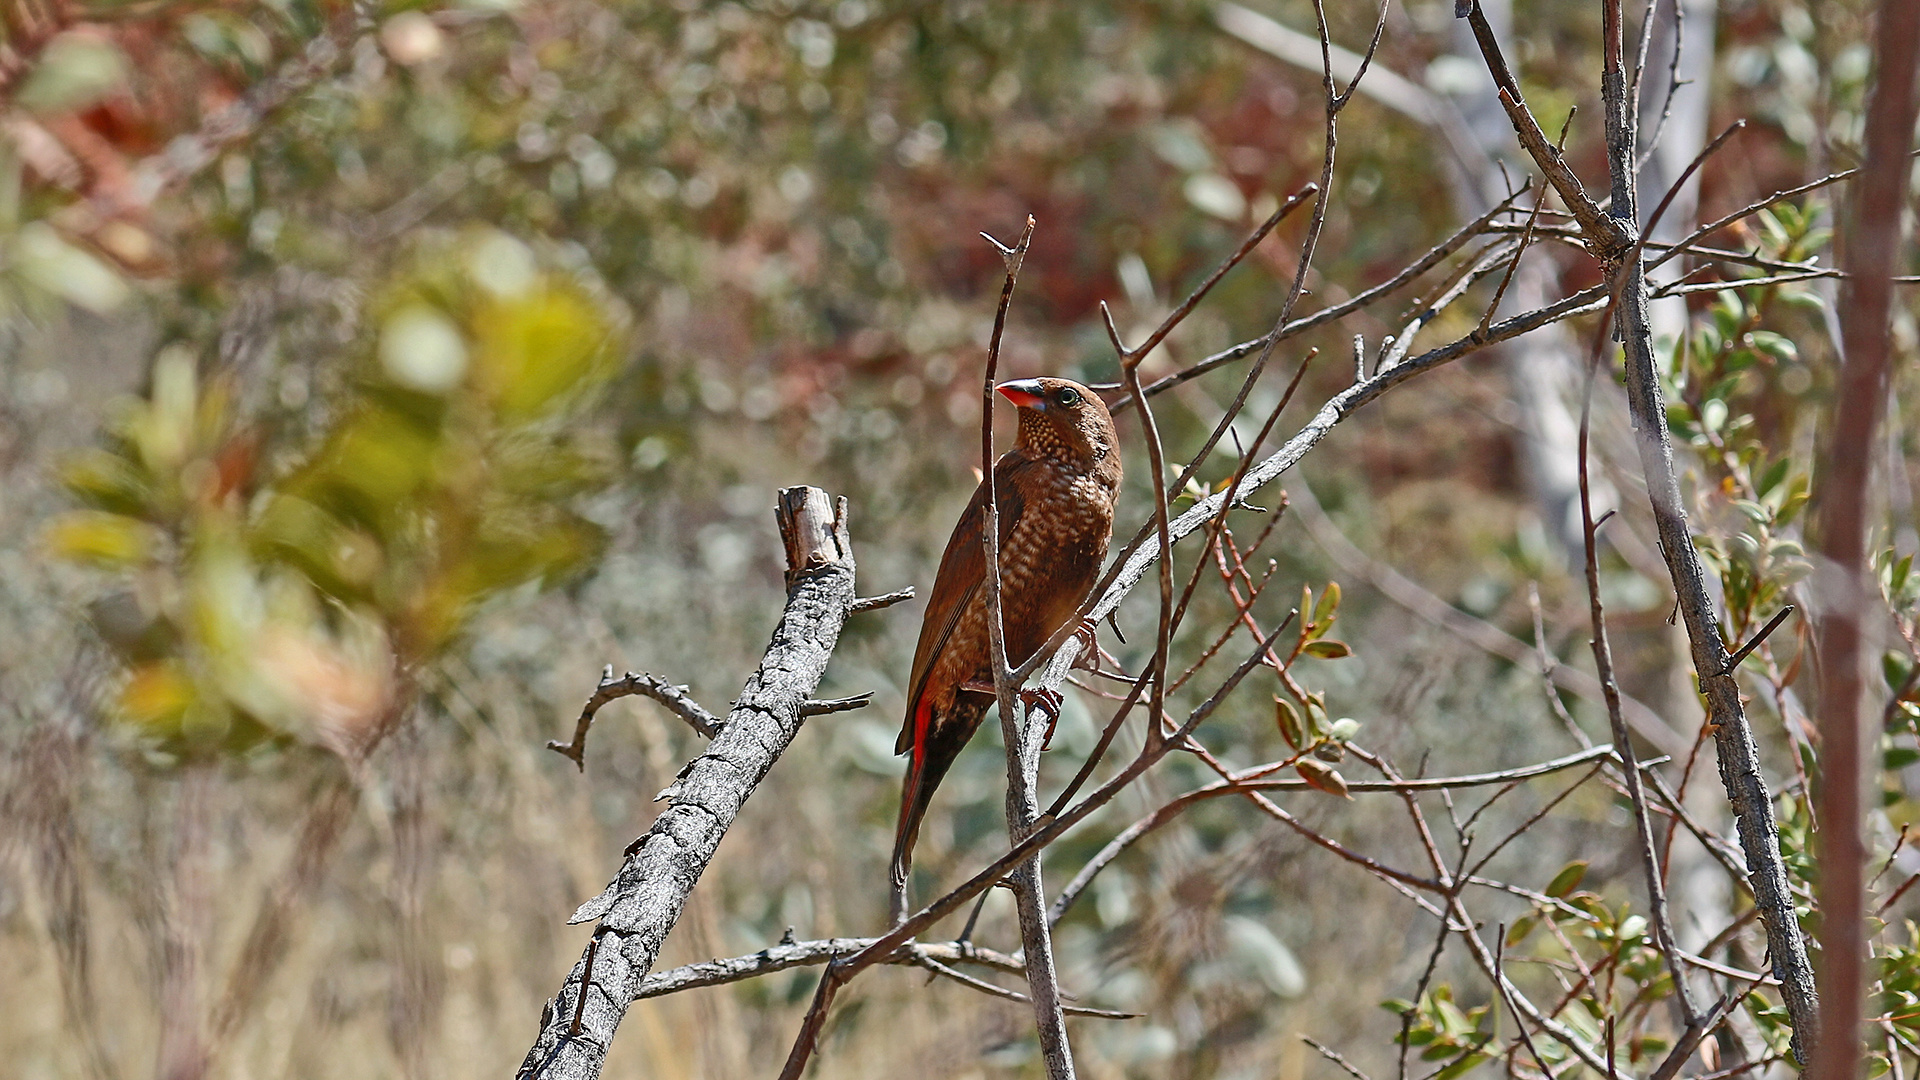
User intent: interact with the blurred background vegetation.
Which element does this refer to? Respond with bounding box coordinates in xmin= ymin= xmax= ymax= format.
xmin=0 ymin=0 xmax=1912 ymax=1077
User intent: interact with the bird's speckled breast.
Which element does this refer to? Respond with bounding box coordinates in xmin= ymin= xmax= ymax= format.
xmin=925 ymin=466 xmax=1116 ymax=715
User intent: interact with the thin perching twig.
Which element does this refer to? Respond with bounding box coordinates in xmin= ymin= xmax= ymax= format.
xmin=974 ymin=215 xmax=1078 ymax=1080
xmin=1578 ymin=304 xmax=1700 ymax=1023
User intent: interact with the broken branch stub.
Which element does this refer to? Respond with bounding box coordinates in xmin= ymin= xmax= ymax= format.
xmin=516 ymin=486 xmax=859 ymax=1080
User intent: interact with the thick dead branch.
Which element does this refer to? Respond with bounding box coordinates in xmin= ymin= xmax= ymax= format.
xmin=516 ymin=486 xmax=859 ymax=1080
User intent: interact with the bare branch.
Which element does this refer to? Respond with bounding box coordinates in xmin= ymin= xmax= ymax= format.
xmin=969 ymin=215 xmax=1078 ymax=1080
xmin=850 ymin=587 xmax=916 ymax=612
xmin=1577 ymin=316 xmax=1699 ymax=1021
xmin=799 ymin=694 xmax=872 ymax=717
xmin=1050 ymin=745 xmax=1632 ymax=924
xmin=1104 ymin=185 xmax=1531 ymax=402
xmin=1108 ymin=183 xmax=1319 ymax=368
xmin=1590 ymin=0 xmax=1821 ymax=1052
xmin=635 ymin=936 xmax=1023 ymax=998
xmin=519 ymin=487 xmax=859 ymax=1080
xmin=911 ymin=954 xmax=1139 ymax=1020
xmin=1304 ymin=1036 xmax=1376 ymax=1080
xmin=1288 ymin=479 xmax=1689 ymax=754
xmin=778 ymin=615 xmax=1293 ymax=1080
xmin=547 ymin=670 xmax=722 ymax=770
xmin=1460 ymin=0 xmax=1631 ymax=257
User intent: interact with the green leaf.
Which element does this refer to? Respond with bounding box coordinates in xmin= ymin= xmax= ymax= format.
xmin=1275 ymin=697 xmax=1305 ymax=749
xmin=1747 ymin=330 xmax=1799 ymax=364
xmin=1313 ymin=580 xmax=1341 ymax=627
xmin=1887 ymin=652 xmax=1914 ymax=693
xmin=1301 ymin=639 xmax=1351 ymax=659
xmin=1700 ymin=397 xmax=1728 ymax=434
xmin=16 ymin=32 xmax=129 ymax=113
xmin=1757 ymin=457 xmax=1791 ymax=497
xmin=1433 ymin=1049 xmax=1490 ymax=1080
xmin=1545 ymin=861 xmax=1588 ymax=898
xmin=14 ymin=222 xmax=129 ymax=313
xmin=472 ymin=286 xmax=619 ymax=419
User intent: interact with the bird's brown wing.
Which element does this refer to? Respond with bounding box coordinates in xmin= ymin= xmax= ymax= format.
xmin=895 ymin=453 xmax=1034 ymax=756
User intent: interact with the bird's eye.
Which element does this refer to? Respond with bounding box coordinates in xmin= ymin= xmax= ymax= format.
xmin=1055 ymin=387 xmax=1081 ymax=406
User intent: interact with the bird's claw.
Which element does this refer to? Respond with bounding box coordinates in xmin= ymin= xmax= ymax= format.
xmin=960 ymin=680 xmax=1065 ymax=749
xmin=1022 ymin=687 xmax=1065 ymax=750
xmin=1069 ymin=618 xmax=1102 ymax=671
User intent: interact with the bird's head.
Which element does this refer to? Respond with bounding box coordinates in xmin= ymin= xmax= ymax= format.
xmin=996 ymin=377 xmax=1120 ymax=473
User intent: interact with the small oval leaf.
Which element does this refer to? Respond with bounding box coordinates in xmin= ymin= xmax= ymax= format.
xmin=1275 ymin=697 xmax=1305 ymax=749
xmin=1296 ymin=758 xmax=1350 ymax=799
xmin=1545 ymin=860 xmax=1588 ymax=898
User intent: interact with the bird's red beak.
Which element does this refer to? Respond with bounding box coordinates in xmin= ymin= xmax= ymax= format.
xmin=995 ymin=379 xmax=1047 ymax=410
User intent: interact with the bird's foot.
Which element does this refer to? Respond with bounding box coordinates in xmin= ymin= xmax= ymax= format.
xmin=1067 ymin=618 xmax=1128 ymax=676
xmin=1023 ymin=687 xmax=1065 ymax=750
xmin=1069 ymin=618 xmax=1102 ymax=671
xmin=960 ymin=680 xmax=1065 ymax=749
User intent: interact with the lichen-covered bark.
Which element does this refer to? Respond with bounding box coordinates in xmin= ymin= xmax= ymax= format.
xmin=516 ymin=487 xmax=856 ymax=1080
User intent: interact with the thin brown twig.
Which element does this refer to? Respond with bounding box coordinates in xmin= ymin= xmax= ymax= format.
xmin=1304 ymin=1036 xmax=1375 ymax=1080
xmin=1478 ymin=185 xmax=1551 ymax=339
xmin=1097 ymin=185 xmax=1527 ymax=402
xmin=776 ymin=615 xmax=1293 ymax=1080
xmin=1577 ymin=301 xmax=1700 ymax=1022
xmin=909 ymin=954 xmax=1139 ymax=1020
xmin=569 ymin=935 xmax=599 ymax=1037
xmin=971 ymin=215 xmax=1077 ymax=1080
xmin=1494 ymin=933 xmax=1558 ymax=1080
xmin=1105 ymin=184 xmax=1319 ymax=373
xmin=1638 ymin=119 xmax=1746 ymax=254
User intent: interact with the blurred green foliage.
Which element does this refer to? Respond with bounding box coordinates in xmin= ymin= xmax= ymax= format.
xmin=46 ymin=231 xmax=626 ymax=758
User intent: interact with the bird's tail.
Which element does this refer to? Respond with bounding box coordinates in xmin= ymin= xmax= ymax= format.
xmin=890 ymin=728 xmax=964 ymax=892
xmin=890 ymin=754 xmax=935 ymax=892
xmin=890 ymin=698 xmax=987 ymax=922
